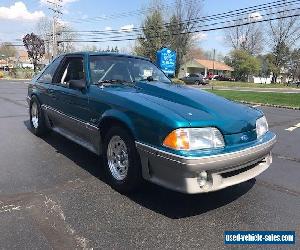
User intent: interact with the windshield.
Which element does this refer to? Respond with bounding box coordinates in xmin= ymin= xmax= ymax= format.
xmin=89 ymin=55 xmax=171 ymax=84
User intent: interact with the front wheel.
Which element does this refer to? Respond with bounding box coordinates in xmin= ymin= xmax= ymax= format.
xmin=103 ymin=126 xmax=142 ymax=193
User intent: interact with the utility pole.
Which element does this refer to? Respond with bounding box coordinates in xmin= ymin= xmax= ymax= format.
xmin=212 ymin=48 xmax=216 ymax=75
xmin=212 ymin=48 xmax=216 ymax=90
xmin=47 ymin=0 xmax=62 ymax=58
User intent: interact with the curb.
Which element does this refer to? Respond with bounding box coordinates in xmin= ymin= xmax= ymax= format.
xmin=1 ymin=78 xmax=31 ymax=81
xmin=237 ymin=100 xmax=300 ymax=110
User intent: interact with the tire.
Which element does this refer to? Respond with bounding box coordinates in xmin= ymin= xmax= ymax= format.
xmin=103 ymin=126 xmax=142 ymax=193
xmin=195 ymin=80 xmax=200 ymax=85
xmin=29 ymin=96 xmax=49 ymax=136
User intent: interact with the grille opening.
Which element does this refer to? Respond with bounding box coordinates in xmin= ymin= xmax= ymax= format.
xmin=221 ymin=161 xmax=264 ymax=178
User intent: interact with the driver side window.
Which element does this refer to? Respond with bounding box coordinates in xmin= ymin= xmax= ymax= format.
xmin=57 ymin=57 xmax=84 ymax=86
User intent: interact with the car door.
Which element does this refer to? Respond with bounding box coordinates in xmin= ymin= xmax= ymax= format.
xmin=36 ymin=56 xmax=63 ymax=108
xmin=46 ymin=55 xmax=98 ymax=153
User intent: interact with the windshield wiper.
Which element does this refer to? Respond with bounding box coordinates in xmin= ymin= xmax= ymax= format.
xmin=97 ymin=79 xmax=134 ymax=85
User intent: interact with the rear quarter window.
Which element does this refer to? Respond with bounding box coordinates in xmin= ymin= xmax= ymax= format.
xmin=37 ymin=56 xmax=63 ymax=84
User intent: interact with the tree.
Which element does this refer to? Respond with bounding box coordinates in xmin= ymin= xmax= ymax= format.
xmin=203 ymin=49 xmax=224 ymax=61
xmin=36 ymin=18 xmax=77 ymax=56
xmin=287 ymin=48 xmax=300 ymax=82
xmin=269 ymin=42 xmax=290 ymax=83
xmin=185 ymin=46 xmax=205 ymax=61
xmin=267 ymin=8 xmax=300 ymax=82
xmin=35 ymin=17 xmax=52 ymax=61
xmin=227 ymin=49 xmax=261 ymax=81
xmin=23 ymin=33 xmax=45 ymax=72
xmin=224 ymin=15 xmax=264 ymax=55
xmin=0 ymin=42 xmax=17 ymax=58
xmin=134 ymin=0 xmax=202 ymax=75
xmin=256 ymin=54 xmax=273 ymax=79
xmin=134 ymin=6 xmax=167 ymax=62
xmin=57 ymin=25 xmax=77 ymax=54
xmin=167 ymin=0 xmax=202 ymax=75
xmin=81 ymin=44 xmax=98 ymax=52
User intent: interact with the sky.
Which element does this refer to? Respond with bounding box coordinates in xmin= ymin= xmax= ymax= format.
xmin=0 ymin=0 xmax=276 ymax=56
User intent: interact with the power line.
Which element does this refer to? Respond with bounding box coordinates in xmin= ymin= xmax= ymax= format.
xmin=58 ymin=12 xmax=300 ymax=43
xmin=67 ymin=0 xmax=203 ymax=24
xmin=5 ymin=0 xmax=300 ymax=47
xmin=60 ymin=0 xmax=299 ymax=36
xmin=58 ymin=6 xmax=300 ymax=43
xmin=60 ymin=4 xmax=300 ymax=42
xmin=55 ymin=0 xmax=300 ymax=46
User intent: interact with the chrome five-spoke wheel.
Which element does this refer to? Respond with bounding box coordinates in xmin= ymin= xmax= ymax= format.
xmin=107 ymin=135 xmax=129 ymax=181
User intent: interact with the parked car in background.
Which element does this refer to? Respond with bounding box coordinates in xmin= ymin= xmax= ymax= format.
xmin=214 ymin=75 xmax=235 ymax=81
xmin=180 ymin=73 xmax=209 ymax=85
xmin=289 ymin=81 xmax=300 ymax=87
xmin=27 ymin=52 xmax=276 ymax=194
xmin=207 ymin=72 xmax=214 ymax=80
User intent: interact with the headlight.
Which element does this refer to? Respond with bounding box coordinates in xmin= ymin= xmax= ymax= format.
xmin=163 ymin=127 xmax=225 ymax=151
xmin=256 ymin=116 xmax=268 ymax=138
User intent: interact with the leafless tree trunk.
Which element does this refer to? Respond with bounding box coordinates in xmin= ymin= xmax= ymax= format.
xmin=167 ymin=0 xmax=203 ymax=75
xmin=57 ymin=25 xmax=77 ymax=54
xmin=36 ymin=17 xmax=52 ymax=62
xmin=267 ymin=8 xmax=300 ymax=83
xmin=36 ymin=17 xmax=77 ymax=58
xmin=224 ymin=15 xmax=264 ymax=55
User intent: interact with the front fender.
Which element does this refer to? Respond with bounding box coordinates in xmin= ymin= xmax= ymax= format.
xmin=99 ymin=109 xmax=137 ymax=139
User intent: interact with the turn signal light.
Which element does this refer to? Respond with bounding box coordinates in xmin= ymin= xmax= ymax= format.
xmin=163 ymin=129 xmax=190 ymax=150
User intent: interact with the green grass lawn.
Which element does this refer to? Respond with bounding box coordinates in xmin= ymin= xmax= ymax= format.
xmin=207 ymin=90 xmax=300 ymax=108
xmin=210 ymin=80 xmax=297 ymax=89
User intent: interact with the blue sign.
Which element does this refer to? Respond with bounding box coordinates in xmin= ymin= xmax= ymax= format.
xmin=156 ymin=48 xmax=176 ymax=76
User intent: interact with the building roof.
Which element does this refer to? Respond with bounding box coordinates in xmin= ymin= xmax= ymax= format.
xmin=194 ymin=59 xmax=233 ymax=71
xmin=16 ymin=50 xmax=30 ymax=63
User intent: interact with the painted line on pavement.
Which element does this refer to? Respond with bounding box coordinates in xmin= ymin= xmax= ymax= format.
xmin=285 ymin=122 xmax=300 ymax=131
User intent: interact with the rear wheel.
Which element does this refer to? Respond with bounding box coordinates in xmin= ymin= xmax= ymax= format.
xmin=29 ymin=96 xmax=49 ymax=136
xmin=103 ymin=126 xmax=142 ymax=193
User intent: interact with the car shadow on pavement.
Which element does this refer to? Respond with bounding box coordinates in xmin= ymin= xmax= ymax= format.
xmin=128 ymin=179 xmax=255 ymax=219
xmin=23 ymin=120 xmax=103 ymax=178
xmin=24 ymin=120 xmax=255 ymax=219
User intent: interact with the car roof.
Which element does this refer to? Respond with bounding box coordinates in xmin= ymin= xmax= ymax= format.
xmin=61 ymin=52 xmax=151 ymax=61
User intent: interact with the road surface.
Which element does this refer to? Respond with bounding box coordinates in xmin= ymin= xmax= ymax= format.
xmin=0 ymin=80 xmax=299 ymax=249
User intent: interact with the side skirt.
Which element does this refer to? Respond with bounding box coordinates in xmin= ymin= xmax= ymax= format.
xmin=41 ymin=104 xmax=102 ymax=155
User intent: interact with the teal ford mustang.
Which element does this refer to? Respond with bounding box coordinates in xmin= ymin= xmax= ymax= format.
xmin=27 ymin=52 xmax=276 ymax=194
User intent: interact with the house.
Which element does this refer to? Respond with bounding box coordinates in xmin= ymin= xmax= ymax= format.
xmin=179 ymin=59 xmax=234 ymax=78
xmin=0 ymin=59 xmax=8 ymax=69
xmin=15 ymin=50 xmax=34 ymax=68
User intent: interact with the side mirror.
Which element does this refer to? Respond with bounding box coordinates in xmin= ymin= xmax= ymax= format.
xmin=146 ymin=76 xmax=154 ymax=81
xmin=69 ymin=79 xmax=86 ymax=90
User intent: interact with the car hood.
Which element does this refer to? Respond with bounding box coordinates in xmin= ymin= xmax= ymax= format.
xmin=109 ymin=81 xmax=262 ymax=135
xmin=135 ymin=81 xmax=263 ymax=134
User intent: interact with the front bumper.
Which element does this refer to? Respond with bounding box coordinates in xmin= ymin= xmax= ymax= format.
xmin=136 ymin=132 xmax=276 ymax=194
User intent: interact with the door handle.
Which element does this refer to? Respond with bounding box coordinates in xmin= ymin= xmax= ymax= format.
xmin=47 ymin=89 xmax=56 ymax=99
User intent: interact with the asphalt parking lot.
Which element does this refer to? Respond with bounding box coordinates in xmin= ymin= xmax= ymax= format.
xmin=0 ymin=79 xmax=299 ymax=249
